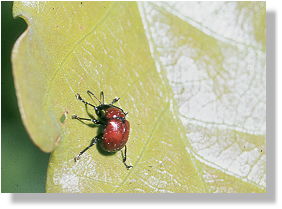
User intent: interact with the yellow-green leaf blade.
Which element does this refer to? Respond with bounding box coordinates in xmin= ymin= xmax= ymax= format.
xmin=12 ymin=1 xmax=114 ymax=152
xmin=12 ymin=1 xmax=266 ymax=193
xmin=139 ymin=1 xmax=266 ymax=192
xmin=13 ymin=1 xmax=207 ymax=193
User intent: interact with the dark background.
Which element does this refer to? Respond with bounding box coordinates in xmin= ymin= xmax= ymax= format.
xmin=1 ymin=1 xmax=50 ymax=193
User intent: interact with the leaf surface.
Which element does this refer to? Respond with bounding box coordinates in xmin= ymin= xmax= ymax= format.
xmin=139 ymin=1 xmax=266 ymax=191
xmin=12 ymin=1 xmax=266 ymax=193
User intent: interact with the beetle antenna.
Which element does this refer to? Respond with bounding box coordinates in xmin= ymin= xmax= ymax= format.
xmin=87 ymin=90 xmax=101 ymax=105
xmin=100 ymin=91 xmax=105 ymax=104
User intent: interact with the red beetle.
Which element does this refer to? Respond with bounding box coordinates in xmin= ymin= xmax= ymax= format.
xmin=72 ymin=91 xmax=132 ymax=169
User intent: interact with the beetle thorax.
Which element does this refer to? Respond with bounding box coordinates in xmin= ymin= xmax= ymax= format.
xmin=105 ymin=107 xmax=125 ymax=119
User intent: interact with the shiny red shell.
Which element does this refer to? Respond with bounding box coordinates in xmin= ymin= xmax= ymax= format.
xmin=100 ymin=107 xmax=129 ymax=152
xmin=104 ymin=107 xmax=126 ymax=119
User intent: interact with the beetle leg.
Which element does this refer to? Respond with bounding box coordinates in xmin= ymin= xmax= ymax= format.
xmin=72 ymin=115 xmax=102 ymax=124
xmin=122 ymin=145 xmax=133 ymax=170
xmin=76 ymin=93 xmax=97 ymax=110
xmin=111 ymin=97 xmax=120 ymax=104
xmin=74 ymin=137 xmax=100 ymax=162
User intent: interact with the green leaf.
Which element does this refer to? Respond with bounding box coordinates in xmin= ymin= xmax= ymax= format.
xmin=139 ymin=1 xmax=266 ymax=192
xmin=12 ymin=1 xmax=265 ymax=193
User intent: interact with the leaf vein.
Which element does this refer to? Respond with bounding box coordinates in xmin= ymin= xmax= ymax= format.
xmin=113 ymin=103 xmax=170 ymax=192
xmin=43 ymin=2 xmax=116 ymax=107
